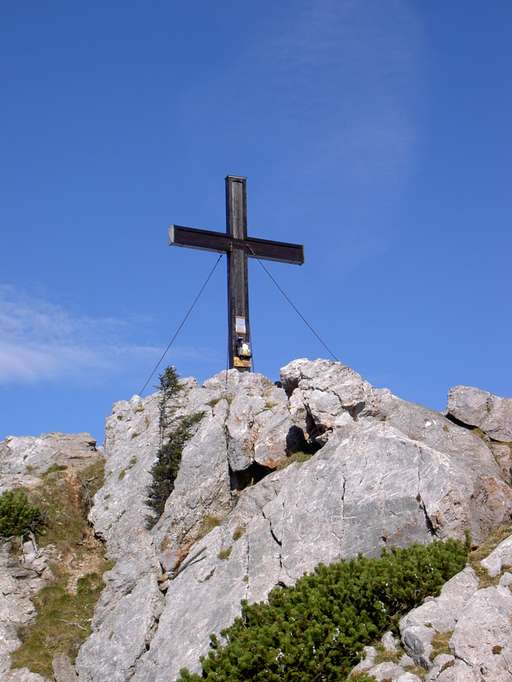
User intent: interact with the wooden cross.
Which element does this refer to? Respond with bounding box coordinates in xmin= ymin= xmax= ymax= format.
xmin=169 ymin=175 xmax=304 ymax=371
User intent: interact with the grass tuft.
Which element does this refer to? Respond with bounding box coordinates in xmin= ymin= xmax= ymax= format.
xmin=430 ymin=631 xmax=452 ymax=659
xmin=232 ymin=525 xmax=246 ymax=541
xmin=218 ymin=547 xmax=232 ymax=561
xmin=275 ymin=451 xmax=313 ymax=470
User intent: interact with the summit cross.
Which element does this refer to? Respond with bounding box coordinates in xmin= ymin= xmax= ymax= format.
xmin=169 ymin=175 xmax=304 ymax=371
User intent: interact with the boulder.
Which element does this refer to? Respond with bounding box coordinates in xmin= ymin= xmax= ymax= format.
xmin=449 ymin=585 xmax=512 ymax=679
xmin=447 ymin=385 xmax=512 ymax=442
xmin=381 ymin=630 xmax=399 ymax=653
xmin=480 ymin=535 xmax=512 ymax=577
xmin=400 ymin=567 xmax=479 ymax=634
xmin=0 ymin=432 xmax=96 ymax=493
xmin=366 ymin=661 xmax=405 ymax=680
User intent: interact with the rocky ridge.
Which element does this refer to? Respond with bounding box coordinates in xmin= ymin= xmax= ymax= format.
xmin=0 ymin=433 xmax=100 ymax=682
xmin=1 ymin=360 xmax=511 ymax=681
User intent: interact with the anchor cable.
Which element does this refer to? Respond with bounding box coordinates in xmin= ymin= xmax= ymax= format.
xmin=247 ymin=246 xmax=339 ymax=363
xmin=138 ymin=253 xmax=223 ymax=396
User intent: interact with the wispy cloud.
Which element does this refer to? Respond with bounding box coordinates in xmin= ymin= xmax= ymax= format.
xmin=264 ymin=0 xmax=423 ymax=188
xmin=177 ymin=0 xmax=423 ymax=277
xmin=0 ymin=285 xmax=206 ymax=385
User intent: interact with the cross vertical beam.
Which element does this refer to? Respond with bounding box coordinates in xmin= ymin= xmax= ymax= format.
xmin=226 ymin=176 xmax=251 ymax=371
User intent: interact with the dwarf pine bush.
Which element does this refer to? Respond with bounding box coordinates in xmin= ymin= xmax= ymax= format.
xmin=158 ymin=365 xmax=182 ymax=441
xmin=0 ymin=489 xmax=43 ymax=539
xmin=146 ymin=412 xmax=204 ymax=528
xmin=177 ymin=538 xmax=468 ymax=681
xmin=146 ymin=365 xmax=204 ymax=529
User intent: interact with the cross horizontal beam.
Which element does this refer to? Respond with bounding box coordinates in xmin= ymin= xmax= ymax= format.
xmin=169 ymin=225 xmax=304 ymax=265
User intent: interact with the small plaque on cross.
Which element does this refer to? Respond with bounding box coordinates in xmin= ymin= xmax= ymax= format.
xmin=235 ymin=317 xmax=247 ymax=334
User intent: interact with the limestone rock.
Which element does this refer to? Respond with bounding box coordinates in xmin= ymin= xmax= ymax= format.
xmin=133 ymin=414 xmax=511 ymax=678
xmin=75 ymin=391 xmax=164 ymax=682
xmin=280 ymin=358 xmax=375 ymax=443
xmin=0 ymin=432 xmax=96 ymax=493
xmin=499 ymin=571 xmax=512 ymax=588
xmin=53 ymin=652 xmax=78 ymax=681
xmin=366 ymin=661 xmax=405 ymax=680
xmin=153 ymin=399 xmax=232 ymax=572
xmin=3 ymin=359 xmax=509 ymax=681
xmin=397 ymin=532 xmax=512 ymax=678
xmin=400 ymin=566 xmax=479 ymax=634
xmin=77 ymin=370 xmax=298 ymax=681
xmin=76 ymin=360 xmax=512 ymax=681
xmin=480 ymin=534 xmax=512 ymax=577
xmin=398 ymin=654 xmax=415 ymax=668
xmin=381 ymin=630 xmax=399 ymax=653
xmin=435 ymin=662 xmax=480 ymax=681
xmin=3 ymin=670 xmax=48 ymax=681
xmin=447 ymin=385 xmax=512 ymax=442
xmin=425 ymin=654 xmax=455 ymax=682
xmin=350 ymin=645 xmax=378 ymax=674
xmin=450 ymin=585 xmax=512 ymax=678
xmin=490 ymin=442 xmax=512 ymax=484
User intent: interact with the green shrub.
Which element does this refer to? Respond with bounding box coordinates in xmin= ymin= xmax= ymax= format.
xmin=146 ymin=366 xmax=204 ymax=528
xmin=0 ymin=489 xmax=43 ymax=538
xmin=177 ymin=539 xmax=468 ymax=681
xmin=158 ymin=365 xmax=183 ymax=440
xmin=197 ymin=515 xmax=222 ymax=538
xmin=146 ymin=411 xmax=204 ymax=528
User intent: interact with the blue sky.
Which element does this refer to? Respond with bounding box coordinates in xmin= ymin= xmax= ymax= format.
xmin=1 ymin=1 xmax=510 ymax=441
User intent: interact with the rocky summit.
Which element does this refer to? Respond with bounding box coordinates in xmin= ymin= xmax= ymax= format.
xmin=1 ymin=359 xmax=512 ymax=681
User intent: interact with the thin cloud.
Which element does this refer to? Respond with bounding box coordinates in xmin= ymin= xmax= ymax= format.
xmin=0 ymin=286 xmax=207 ymax=385
xmin=177 ymin=0 xmax=423 ymax=275
xmin=263 ymin=0 xmax=423 ymax=187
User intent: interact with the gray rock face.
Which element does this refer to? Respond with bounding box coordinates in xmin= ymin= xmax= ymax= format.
xmin=367 ymin=661 xmax=406 ymax=680
xmin=447 ymin=385 xmax=512 ymax=442
xmin=153 ymin=372 xmax=294 ymax=570
xmin=75 ymin=392 xmax=164 ymax=682
xmin=0 ymin=432 xmax=97 ymax=494
xmin=281 ymin=358 xmax=375 ymax=443
xmin=0 ymin=432 xmax=98 ymax=681
xmin=53 ymin=652 xmax=78 ymax=682
xmin=490 ymin=442 xmax=512 ymax=485
xmin=76 ymin=370 xmax=297 ymax=681
xmin=133 ymin=403 xmax=511 ymax=680
xmin=481 ymin=534 xmax=512 ymax=577
xmin=5 ymin=360 xmax=509 ymax=682
xmin=450 ymin=585 xmax=512 ymax=678
xmin=400 ymin=567 xmax=479 ymax=635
